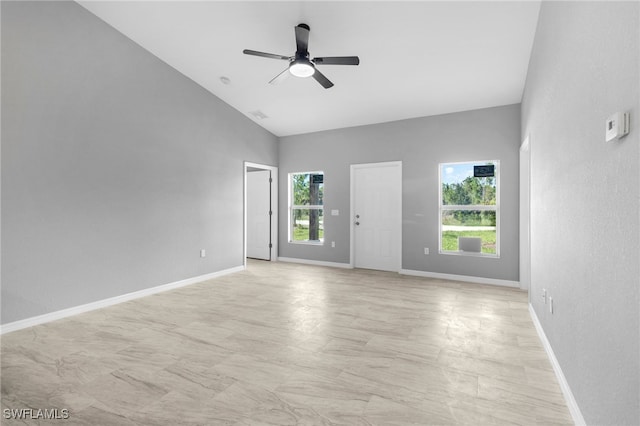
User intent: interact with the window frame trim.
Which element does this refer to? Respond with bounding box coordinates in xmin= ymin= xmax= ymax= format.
xmin=438 ymin=160 xmax=500 ymax=258
xmin=288 ymin=171 xmax=325 ymax=245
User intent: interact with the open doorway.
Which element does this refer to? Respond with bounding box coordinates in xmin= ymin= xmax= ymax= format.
xmin=244 ymin=162 xmax=278 ymax=266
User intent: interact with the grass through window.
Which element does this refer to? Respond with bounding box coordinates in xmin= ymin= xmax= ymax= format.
xmin=442 ymin=230 xmax=496 ymax=254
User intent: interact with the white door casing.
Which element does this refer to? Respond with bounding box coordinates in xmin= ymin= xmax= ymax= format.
xmin=244 ymin=162 xmax=278 ymax=265
xmin=520 ymin=137 xmax=531 ymax=292
xmin=350 ymin=161 xmax=402 ymax=272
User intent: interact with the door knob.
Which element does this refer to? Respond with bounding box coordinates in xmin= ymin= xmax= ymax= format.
xmin=355 ymin=222 xmax=360 ymax=225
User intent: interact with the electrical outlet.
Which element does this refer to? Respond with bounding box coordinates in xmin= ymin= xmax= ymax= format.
xmin=331 ymin=241 xmax=335 ymax=248
xmin=542 ymin=289 xmax=547 ymax=304
xmin=200 ymin=249 xmax=206 ymax=258
xmin=424 ymin=248 xmax=429 ymax=255
xmin=549 ymin=297 xmax=554 ymax=314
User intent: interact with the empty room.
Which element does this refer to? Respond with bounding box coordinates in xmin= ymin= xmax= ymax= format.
xmin=1 ymin=1 xmax=638 ymax=425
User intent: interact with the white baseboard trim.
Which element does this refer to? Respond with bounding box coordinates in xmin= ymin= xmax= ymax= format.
xmin=0 ymin=265 xmax=245 ymax=335
xmin=529 ymin=303 xmax=586 ymax=426
xmin=277 ymin=257 xmax=353 ymax=269
xmin=399 ymin=269 xmax=519 ymax=288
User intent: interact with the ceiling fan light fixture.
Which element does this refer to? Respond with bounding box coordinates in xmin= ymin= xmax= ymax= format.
xmin=289 ymin=61 xmax=315 ymax=78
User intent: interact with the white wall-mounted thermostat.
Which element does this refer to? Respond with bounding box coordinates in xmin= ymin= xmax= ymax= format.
xmin=605 ymin=111 xmax=630 ymax=142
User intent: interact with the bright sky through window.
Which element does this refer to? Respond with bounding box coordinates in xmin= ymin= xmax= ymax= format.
xmin=442 ymin=163 xmax=474 ymax=184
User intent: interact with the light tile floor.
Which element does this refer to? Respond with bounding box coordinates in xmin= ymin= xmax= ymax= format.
xmin=1 ymin=260 xmax=573 ymax=425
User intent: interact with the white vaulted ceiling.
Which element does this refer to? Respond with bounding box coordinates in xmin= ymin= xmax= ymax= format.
xmin=78 ymin=1 xmax=541 ymax=137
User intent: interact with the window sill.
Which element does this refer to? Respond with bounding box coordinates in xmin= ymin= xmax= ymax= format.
xmin=439 ymin=250 xmax=499 ymax=259
xmin=289 ymin=240 xmax=324 ymax=246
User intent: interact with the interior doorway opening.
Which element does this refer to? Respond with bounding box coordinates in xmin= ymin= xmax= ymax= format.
xmin=244 ymin=162 xmax=278 ymax=266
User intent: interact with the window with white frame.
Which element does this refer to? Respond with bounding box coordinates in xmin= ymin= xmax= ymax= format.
xmin=289 ymin=172 xmax=324 ymax=244
xmin=439 ymin=161 xmax=499 ymax=256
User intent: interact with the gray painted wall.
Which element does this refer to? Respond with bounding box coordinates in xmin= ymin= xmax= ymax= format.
xmin=1 ymin=1 xmax=278 ymax=324
xmin=522 ymin=2 xmax=639 ymax=424
xmin=279 ymin=104 xmax=520 ymax=281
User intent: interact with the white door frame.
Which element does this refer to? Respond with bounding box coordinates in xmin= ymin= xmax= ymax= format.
xmin=519 ymin=137 xmax=531 ymax=292
xmin=244 ymin=162 xmax=278 ymax=267
xmin=349 ymin=161 xmax=402 ymax=270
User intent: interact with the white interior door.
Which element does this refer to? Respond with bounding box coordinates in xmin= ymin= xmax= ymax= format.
xmin=351 ymin=162 xmax=402 ymax=271
xmin=247 ymin=170 xmax=271 ymax=260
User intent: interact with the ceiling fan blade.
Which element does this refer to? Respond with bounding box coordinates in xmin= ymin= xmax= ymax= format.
xmin=295 ymin=24 xmax=310 ymax=53
xmin=313 ymin=56 xmax=360 ymax=66
xmin=269 ymin=67 xmax=290 ymax=85
xmin=243 ymin=49 xmax=290 ymax=61
xmin=312 ymin=68 xmax=334 ymax=89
